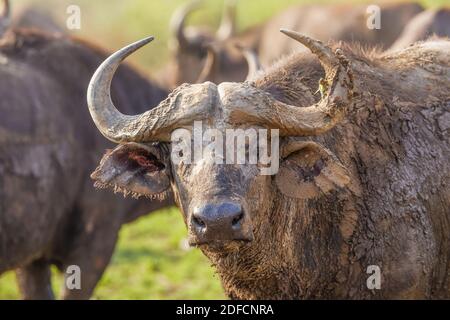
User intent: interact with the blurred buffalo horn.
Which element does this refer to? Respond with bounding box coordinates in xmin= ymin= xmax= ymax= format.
xmin=239 ymin=45 xmax=262 ymax=81
xmin=197 ymin=43 xmax=262 ymax=84
xmin=216 ymin=0 xmax=237 ymax=41
xmin=170 ymin=0 xmax=202 ymax=48
xmin=196 ymin=44 xmax=218 ymax=83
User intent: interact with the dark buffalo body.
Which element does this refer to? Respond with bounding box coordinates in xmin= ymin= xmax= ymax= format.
xmin=0 ymin=29 xmax=170 ymax=299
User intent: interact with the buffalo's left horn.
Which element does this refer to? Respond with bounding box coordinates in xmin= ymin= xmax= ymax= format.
xmin=271 ymin=30 xmax=353 ymax=135
xmin=272 ymin=30 xmax=353 ymax=135
xmin=216 ymin=0 xmax=237 ymax=41
xmin=280 ymin=29 xmax=341 ymax=73
xmin=87 ymin=37 xmax=185 ymax=143
xmin=228 ymin=30 xmax=353 ymax=136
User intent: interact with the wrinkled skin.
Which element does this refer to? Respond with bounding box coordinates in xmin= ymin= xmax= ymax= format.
xmin=389 ymin=8 xmax=450 ymax=51
xmin=0 ymin=29 xmax=171 ymax=299
xmin=93 ymin=38 xmax=450 ymax=299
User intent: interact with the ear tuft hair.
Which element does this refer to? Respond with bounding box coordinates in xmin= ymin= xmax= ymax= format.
xmin=91 ymin=142 xmax=171 ymax=200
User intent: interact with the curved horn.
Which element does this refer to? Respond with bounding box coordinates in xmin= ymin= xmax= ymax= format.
xmin=88 ymin=37 xmax=183 ymax=143
xmin=271 ymin=29 xmax=353 ymax=135
xmin=234 ymin=43 xmax=262 ymax=80
xmin=195 ymin=44 xmax=218 ymax=83
xmin=170 ymin=0 xmax=202 ymax=48
xmin=227 ymin=30 xmax=353 ymax=136
xmin=280 ymin=29 xmax=340 ymax=72
xmin=217 ymin=0 xmax=237 ymax=41
xmin=241 ymin=47 xmax=262 ymax=81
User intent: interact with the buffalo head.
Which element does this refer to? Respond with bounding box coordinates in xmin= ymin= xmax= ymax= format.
xmin=88 ymin=30 xmax=353 ymax=249
xmin=168 ymin=0 xmax=252 ymax=85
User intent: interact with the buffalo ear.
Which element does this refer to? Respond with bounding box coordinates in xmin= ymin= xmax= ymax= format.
xmin=275 ymin=141 xmax=350 ymax=199
xmin=91 ymin=142 xmax=171 ymax=199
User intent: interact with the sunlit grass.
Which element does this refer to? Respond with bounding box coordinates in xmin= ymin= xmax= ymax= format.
xmin=96 ymin=207 xmax=224 ymax=300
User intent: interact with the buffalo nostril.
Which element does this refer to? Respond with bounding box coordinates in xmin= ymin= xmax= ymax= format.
xmin=232 ymin=212 xmax=244 ymax=227
xmin=192 ymin=215 xmax=206 ymax=228
xmin=191 ymin=203 xmax=251 ymax=242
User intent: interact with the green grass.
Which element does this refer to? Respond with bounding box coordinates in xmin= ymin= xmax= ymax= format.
xmin=0 ymin=207 xmax=225 ymax=299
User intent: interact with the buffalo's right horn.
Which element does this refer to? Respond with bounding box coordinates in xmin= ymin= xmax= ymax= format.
xmin=87 ymin=37 xmax=190 ymax=143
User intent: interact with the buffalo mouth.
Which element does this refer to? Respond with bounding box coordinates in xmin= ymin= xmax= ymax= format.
xmin=188 ymin=236 xmax=254 ymax=249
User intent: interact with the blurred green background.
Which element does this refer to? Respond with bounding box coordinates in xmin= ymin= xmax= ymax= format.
xmin=0 ymin=0 xmax=446 ymax=299
xmin=0 ymin=208 xmax=224 ymax=299
xmin=7 ymin=0 xmax=447 ymax=78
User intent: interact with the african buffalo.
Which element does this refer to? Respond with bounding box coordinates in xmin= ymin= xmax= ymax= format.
xmin=88 ymin=29 xmax=449 ymax=299
xmin=167 ymin=1 xmax=423 ymax=86
xmin=389 ymin=8 xmax=450 ymax=51
xmin=0 ymin=27 xmax=171 ymax=299
xmin=166 ymin=0 xmax=255 ymax=86
xmin=196 ymin=44 xmax=262 ymax=83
